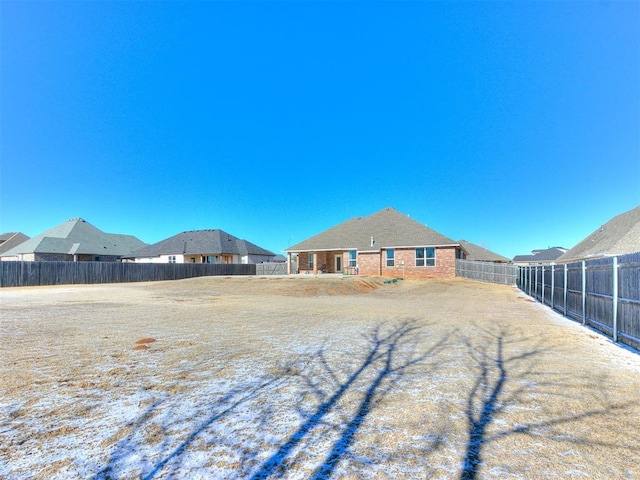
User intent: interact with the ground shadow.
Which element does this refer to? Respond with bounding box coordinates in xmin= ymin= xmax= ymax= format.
xmin=459 ymin=325 xmax=638 ymax=480
xmin=92 ymin=363 xmax=294 ymax=480
xmin=251 ymin=319 xmax=450 ymax=479
xmin=92 ymin=319 xmax=451 ymax=479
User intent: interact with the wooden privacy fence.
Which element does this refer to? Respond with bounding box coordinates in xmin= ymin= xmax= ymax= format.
xmin=517 ymin=252 xmax=640 ymax=351
xmin=256 ymin=263 xmax=287 ymax=275
xmin=455 ymin=259 xmax=517 ymax=285
xmin=0 ymin=261 xmax=256 ymax=288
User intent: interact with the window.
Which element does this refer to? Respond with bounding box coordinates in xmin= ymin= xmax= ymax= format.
xmin=309 ymin=253 xmax=315 ymax=270
xmin=415 ymin=247 xmax=435 ymax=267
xmin=348 ymin=250 xmax=357 ymax=267
xmin=386 ymin=249 xmax=395 ymax=267
xmin=168 ymin=255 xmax=176 ymax=263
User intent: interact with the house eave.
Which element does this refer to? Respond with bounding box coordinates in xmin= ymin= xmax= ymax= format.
xmin=285 ymin=247 xmax=358 ymax=253
xmin=386 ymin=243 xmax=461 ymax=249
xmin=286 ymin=243 xmax=461 ymax=253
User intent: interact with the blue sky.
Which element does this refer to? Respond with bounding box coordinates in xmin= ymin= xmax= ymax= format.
xmin=1 ymin=1 xmax=639 ymax=259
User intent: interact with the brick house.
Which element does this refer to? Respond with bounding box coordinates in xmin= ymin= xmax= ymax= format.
xmin=285 ymin=207 xmax=465 ymax=279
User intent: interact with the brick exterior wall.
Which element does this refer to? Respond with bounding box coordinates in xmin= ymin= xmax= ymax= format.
xmin=297 ymin=251 xmax=347 ymax=274
xmin=382 ymin=246 xmax=457 ymax=279
xmin=295 ymin=247 xmax=458 ymax=278
xmin=31 ymin=253 xmax=122 ymax=262
xmin=357 ymin=252 xmax=380 ymax=276
xmin=34 ymin=253 xmax=73 ymax=261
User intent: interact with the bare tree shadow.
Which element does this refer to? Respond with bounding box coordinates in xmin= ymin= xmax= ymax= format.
xmin=90 ymin=319 xmax=451 ymax=479
xmin=460 ymin=328 xmax=511 ymax=480
xmin=90 ymin=319 xmax=639 ymax=479
xmin=250 ymin=319 xmax=450 ymax=479
xmin=459 ymin=325 xmax=639 ymax=480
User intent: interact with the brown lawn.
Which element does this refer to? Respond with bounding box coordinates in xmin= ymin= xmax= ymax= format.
xmin=1 ymin=276 xmax=639 ymax=479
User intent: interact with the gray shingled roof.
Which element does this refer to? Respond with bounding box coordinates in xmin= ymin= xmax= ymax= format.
xmin=130 ymin=229 xmax=275 ymax=258
xmin=286 ymin=207 xmax=457 ymax=252
xmin=556 ymin=205 xmax=640 ymax=262
xmin=512 ymin=247 xmax=567 ymax=263
xmin=0 ymin=218 xmax=147 ymax=258
xmin=0 ymin=232 xmax=30 ymax=255
xmin=458 ymin=240 xmax=510 ymax=263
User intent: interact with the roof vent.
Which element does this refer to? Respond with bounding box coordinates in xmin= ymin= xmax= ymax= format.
xmin=370 ymin=236 xmax=375 ymax=247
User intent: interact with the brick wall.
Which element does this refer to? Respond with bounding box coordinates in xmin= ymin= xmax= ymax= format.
xmin=297 ymin=252 xmax=312 ymax=273
xmin=34 ymin=252 xmax=72 ymax=262
xmin=357 ymin=252 xmax=380 ymax=276
xmin=297 ymin=251 xmax=330 ymax=274
xmin=296 ymin=251 xmax=345 ymax=274
xmin=294 ymin=247 xmax=458 ymax=278
xmin=379 ymin=247 xmax=457 ymax=279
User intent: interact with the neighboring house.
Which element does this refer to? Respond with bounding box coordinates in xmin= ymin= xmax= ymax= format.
xmin=129 ymin=229 xmax=276 ymax=264
xmin=555 ymin=205 xmax=640 ymax=263
xmin=0 ymin=218 xmax=147 ymax=262
xmin=0 ymin=232 xmax=30 ymax=258
xmin=458 ymin=240 xmax=510 ymax=263
xmin=512 ymin=247 xmax=567 ymax=265
xmin=285 ymin=207 xmax=464 ymax=278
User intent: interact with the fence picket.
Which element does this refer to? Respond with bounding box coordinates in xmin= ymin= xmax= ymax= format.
xmin=0 ymin=261 xmax=256 ymax=288
xmin=517 ymin=253 xmax=640 ymax=351
xmin=455 ymin=259 xmax=517 ymax=285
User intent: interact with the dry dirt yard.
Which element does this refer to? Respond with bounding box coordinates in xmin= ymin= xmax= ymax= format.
xmin=1 ymin=276 xmax=639 ymax=480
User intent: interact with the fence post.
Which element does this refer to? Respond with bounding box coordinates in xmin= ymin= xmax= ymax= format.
xmin=581 ymin=260 xmax=587 ymax=326
xmin=530 ymin=266 xmax=533 ymax=297
xmin=612 ymin=256 xmax=618 ymax=343
xmin=551 ymin=264 xmax=555 ymax=309
xmin=563 ymin=263 xmax=568 ymax=317
xmin=534 ymin=266 xmax=538 ymax=299
xmin=541 ymin=265 xmax=545 ymax=304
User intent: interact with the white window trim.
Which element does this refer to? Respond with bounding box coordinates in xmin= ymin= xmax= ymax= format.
xmin=348 ymin=250 xmax=357 ymax=268
xmin=386 ymin=248 xmax=395 ymax=267
xmin=415 ymin=247 xmax=436 ymax=267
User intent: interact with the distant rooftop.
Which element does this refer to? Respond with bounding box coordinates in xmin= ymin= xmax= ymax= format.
xmin=512 ymin=247 xmax=567 ymax=263
xmin=556 ymin=205 xmax=640 ymax=262
xmin=458 ymin=240 xmax=510 ymax=263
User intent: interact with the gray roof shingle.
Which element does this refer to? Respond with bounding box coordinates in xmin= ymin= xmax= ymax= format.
xmin=0 ymin=218 xmax=147 ymax=258
xmin=0 ymin=232 xmax=30 ymax=255
xmin=286 ymin=207 xmax=457 ymax=252
xmin=130 ymin=229 xmax=275 ymax=258
xmin=458 ymin=240 xmax=510 ymax=262
xmin=556 ymin=205 xmax=640 ymax=262
xmin=512 ymin=247 xmax=567 ymax=263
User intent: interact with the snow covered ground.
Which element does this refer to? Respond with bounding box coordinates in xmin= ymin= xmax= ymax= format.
xmin=1 ymin=277 xmax=639 ymax=479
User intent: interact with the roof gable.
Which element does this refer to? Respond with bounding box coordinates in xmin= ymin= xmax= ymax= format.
xmin=556 ymin=205 xmax=640 ymax=262
xmin=130 ymin=229 xmax=275 ymax=258
xmin=0 ymin=232 xmax=30 ymax=255
xmin=0 ymin=218 xmax=147 ymax=258
xmin=287 ymin=207 xmax=457 ymax=252
xmin=458 ymin=240 xmax=510 ymax=262
xmin=512 ymin=247 xmax=567 ymax=263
